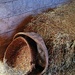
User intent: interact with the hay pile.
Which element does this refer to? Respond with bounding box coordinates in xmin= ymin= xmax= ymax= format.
xmin=24 ymin=1 xmax=75 ymax=75
xmin=0 ymin=1 xmax=75 ymax=75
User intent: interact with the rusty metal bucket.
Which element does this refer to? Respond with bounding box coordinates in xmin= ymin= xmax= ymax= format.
xmin=3 ymin=32 xmax=48 ymax=75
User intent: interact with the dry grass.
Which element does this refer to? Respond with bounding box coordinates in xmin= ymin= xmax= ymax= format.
xmin=24 ymin=1 xmax=75 ymax=75
xmin=0 ymin=0 xmax=75 ymax=75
